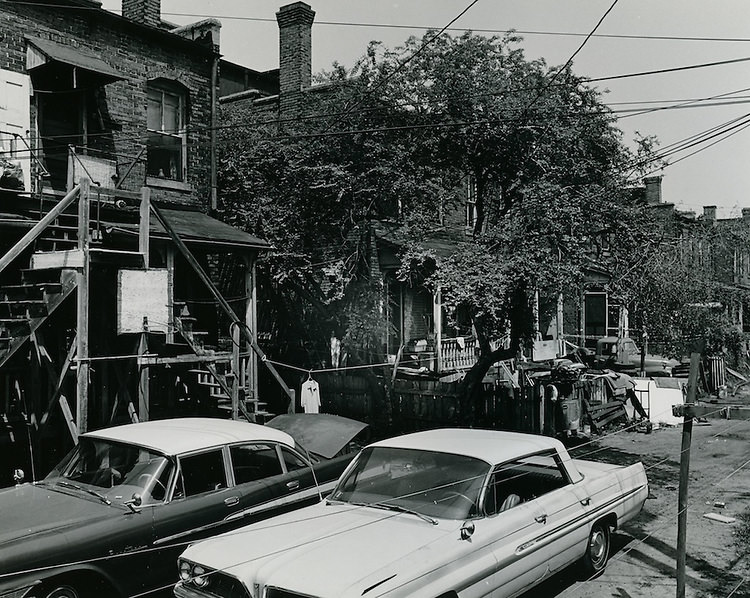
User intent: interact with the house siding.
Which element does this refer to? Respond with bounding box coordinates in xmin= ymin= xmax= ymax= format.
xmin=0 ymin=2 xmax=216 ymax=209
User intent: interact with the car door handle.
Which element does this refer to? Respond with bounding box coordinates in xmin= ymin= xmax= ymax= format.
xmin=535 ymin=514 xmax=548 ymax=524
xmin=580 ymin=497 xmax=591 ymax=506
xmin=224 ymin=496 xmax=240 ymax=507
xmin=286 ymin=480 xmax=300 ymax=491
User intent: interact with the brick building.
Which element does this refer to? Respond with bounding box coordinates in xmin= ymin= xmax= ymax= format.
xmin=0 ymin=0 xmax=281 ymax=483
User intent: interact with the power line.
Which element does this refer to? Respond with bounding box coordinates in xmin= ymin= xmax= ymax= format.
xmin=15 ymin=2 xmax=750 ymax=44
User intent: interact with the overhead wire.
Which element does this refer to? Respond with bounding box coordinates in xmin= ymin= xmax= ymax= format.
xmin=9 ymin=2 xmax=750 ymax=45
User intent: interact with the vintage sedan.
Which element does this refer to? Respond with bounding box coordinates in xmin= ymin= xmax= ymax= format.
xmin=175 ymin=428 xmax=648 ymax=598
xmin=0 ymin=416 xmax=366 ymax=598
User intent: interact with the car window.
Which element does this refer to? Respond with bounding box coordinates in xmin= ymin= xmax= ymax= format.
xmin=330 ymin=447 xmax=489 ymax=520
xmin=52 ymin=438 xmax=172 ymax=503
xmin=176 ymin=450 xmax=227 ymax=497
xmin=280 ymin=446 xmax=309 ymax=472
xmin=484 ymin=451 xmax=570 ymax=510
xmin=230 ymin=443 xmax=283 ymax=483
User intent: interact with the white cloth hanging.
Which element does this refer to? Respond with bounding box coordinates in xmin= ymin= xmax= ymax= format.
xmin=300 ymin=378 xmax=321 ymax=414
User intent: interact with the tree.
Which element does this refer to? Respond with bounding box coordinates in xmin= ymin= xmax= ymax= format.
xmin=217 ymin=30 xmax=659 ymax=423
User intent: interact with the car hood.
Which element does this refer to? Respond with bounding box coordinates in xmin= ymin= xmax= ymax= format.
xmin=265 ymin=414 xmax=369 ymax=459
xmin=0 ymin=481 xmax=118 ymax=550
xmin=183 ymin=502 xmax=461 ymax=596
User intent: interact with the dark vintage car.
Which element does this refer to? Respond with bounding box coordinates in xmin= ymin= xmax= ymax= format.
xmin=0 ymin=416 xmax=368 ymax=598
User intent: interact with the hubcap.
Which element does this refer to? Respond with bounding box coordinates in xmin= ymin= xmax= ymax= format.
xmin=590 ymin=529 xmax=607 ymax=566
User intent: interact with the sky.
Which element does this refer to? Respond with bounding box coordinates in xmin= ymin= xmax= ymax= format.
xmin=100 ymin=0 xmax=750 ymax=218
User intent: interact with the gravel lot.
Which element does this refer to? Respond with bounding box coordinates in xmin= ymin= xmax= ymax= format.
xmin=521 ymin=400 xmax=750 ymax=598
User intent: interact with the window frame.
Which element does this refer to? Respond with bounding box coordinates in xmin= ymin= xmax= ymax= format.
xmin=481 ymin=449 xmax=573 ymax=517
xmin=146 ymin=82 xmax=187 ymax=182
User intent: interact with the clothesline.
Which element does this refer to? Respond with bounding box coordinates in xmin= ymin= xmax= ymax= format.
xmin=263 ymin=354 xmax=434 ymax=375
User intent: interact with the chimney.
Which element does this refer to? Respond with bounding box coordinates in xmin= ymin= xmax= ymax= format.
xmin=742 ymin=208 xmax=750 ymax=221
xmin=703 ymin=205 xmax=717 ymax=222
xmin=276 ymin=2 xmax=315 ymax=116
xmin=122 ymin=0 xmax=161 ymax=28
xmin=643 ymin=176 xmax=662 ymax=205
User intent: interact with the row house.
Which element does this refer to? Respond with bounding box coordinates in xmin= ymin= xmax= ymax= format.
xmin=0 ymin=0 xmax=290 ymax=482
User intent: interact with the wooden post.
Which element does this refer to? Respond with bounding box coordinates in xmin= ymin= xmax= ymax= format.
xmin=433 ymin=286 xmax=442 ymax=372
xmin=166 ymin=247 xmax=175 ymax=344
xmin=245 ymin=256 xmax=258 ymax=402
xmin=677 ymin=351 xmax=701 ymax=598
xmin=231 ymin=322 xmax=240 ymax=420
xmin=138 ymin=319 xmax=150 ymax=422
xmin=139 ymin=186 xmax=151 ymax=267
xmin=76 ymin=178 xmax=90 ymax=434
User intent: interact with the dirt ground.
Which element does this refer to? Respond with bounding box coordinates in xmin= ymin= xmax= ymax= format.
xmin=522 ymin=393 xmax=750 ymax=598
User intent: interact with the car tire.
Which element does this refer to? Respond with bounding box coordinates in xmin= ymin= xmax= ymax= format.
xmin=42 ymin=585 xmax=80 ymax=598
xmin=581 ymin=521 xmax=610 ymax=577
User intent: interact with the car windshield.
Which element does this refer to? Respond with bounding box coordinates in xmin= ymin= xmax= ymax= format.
xmin=45 ymin=437 xmax=173 ymax=505
xmin=329 ymin=446 xmax=490 ymax=520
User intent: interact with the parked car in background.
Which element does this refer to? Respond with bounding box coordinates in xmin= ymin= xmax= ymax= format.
xmin=0 ymin=416 xmax=366 ymax=598
xmin=175 ymin=428 xmax=649 ymax=598
xmin=594 ymin=336 xmax=680 ymax=376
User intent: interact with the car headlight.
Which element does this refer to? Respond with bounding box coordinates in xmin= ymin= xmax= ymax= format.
xmin=193 ymin=565 xmax=209 ymax=588
xmin=178 ymin=559 xmax=212 ymax=588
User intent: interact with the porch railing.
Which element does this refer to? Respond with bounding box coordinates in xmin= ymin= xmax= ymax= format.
xmin=439 ymin=336 xmax=479 ymax=372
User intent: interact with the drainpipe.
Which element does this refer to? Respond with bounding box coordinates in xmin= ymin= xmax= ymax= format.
xmin=210 ymin=52 xmax=219 ymax=211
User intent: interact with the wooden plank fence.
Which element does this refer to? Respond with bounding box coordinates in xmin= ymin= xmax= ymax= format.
xmin=315 ymin=372 xmax=550 ymax=436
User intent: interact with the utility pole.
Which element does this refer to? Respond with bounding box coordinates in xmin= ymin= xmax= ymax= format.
xmin=676 ymin=351 xmax=701 ymax=598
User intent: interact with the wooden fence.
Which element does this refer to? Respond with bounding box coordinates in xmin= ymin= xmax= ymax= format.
xmin=316 ymin=372 xmax=551 ymax=436
xmin=315 ymin=371 xmax=613 ymax=438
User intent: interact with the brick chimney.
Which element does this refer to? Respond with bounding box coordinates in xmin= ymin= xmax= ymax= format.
xmin=742 ymin=208 xmax=750 ymax=221
xmin=643 ymin=176 xmax=662 ymax=205
xmin=122 ymin=0 xmax=161 ymax=28
xmin=276 ymin=2 xmax=315 ymax=116
xmin=703 ymin=205 xmax=717 ymax=221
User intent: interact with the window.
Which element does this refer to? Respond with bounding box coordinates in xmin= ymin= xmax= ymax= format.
xmin=483 ymin=451 xmax=570 ymax=514
xmin=176 ymin=450 xmax=227 ymax=497
xmin=229 ymin=443 xmax=282 ymax=484
xmin=147 ymin=83 xmax=186 ymax=181
xmin=280 ymin=446 xmax=309 ymax=472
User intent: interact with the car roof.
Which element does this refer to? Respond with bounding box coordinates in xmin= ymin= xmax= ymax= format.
xmin=83 ymin=418 xmax=295 ymax=456
xmin=368 ymin=428 xmax=564 ymax=465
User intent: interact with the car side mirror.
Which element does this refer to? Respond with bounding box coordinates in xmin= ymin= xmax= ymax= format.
xmin=124 ymin=493 xmax=142 ymax=513
xmin=460 ymin=520 xmax=475 ymax=541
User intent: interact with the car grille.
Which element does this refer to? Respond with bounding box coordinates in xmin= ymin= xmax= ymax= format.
xmin=266 ymin=588 xmax=319 ymax=598
xmin=198 ymin=571 xmax=251 ymax=598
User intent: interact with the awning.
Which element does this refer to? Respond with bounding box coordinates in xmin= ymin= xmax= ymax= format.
xmin=148 ymin=208 xmax=271 ymax=250
xmin=26 ymin=37 xmax=125 ymax=84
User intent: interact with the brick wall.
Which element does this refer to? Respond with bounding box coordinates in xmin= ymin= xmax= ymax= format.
xmin=0 ymin=2 xmax=216 ymax=209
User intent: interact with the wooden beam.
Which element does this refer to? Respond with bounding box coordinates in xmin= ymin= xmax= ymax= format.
xmin=37 ymin=333 xmax=77 ymax=428
xmin=137 ymin=352 xmax=234 ymax=367
xmin=139 ymin=186 xmax=151 ymax=266
xmin=150 ymin=203 xmax=295 ymax=404
xmin=0 ymin=184 xmax=80 ymax=276
xmin=677 ymin=352 xmax=701 ymax=598
xmin=76 ymin=177 xmax=91 ymax=435
xmin=672 ymin=404 xmax=750 ymax=420
xmin=137 ymin=329 xmax=149 ymax=422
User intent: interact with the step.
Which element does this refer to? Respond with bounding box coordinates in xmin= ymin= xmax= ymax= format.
xmin=0 ymin=283 xmax=62 ymax=300
xmin=20 ymin=269 xmax=62 ymax=284
xmin=0 ymin=300 xmax=47 ymax=319
xmin=0 ymin=318 xmax=31 ymax=336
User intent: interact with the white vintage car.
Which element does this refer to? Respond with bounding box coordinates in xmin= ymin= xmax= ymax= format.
xmin=174 ymin=428 xmax=648 ymax=598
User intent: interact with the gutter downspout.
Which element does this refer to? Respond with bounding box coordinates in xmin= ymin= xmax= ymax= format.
xmin=210 ymin=52 xmax=219 ymax=211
